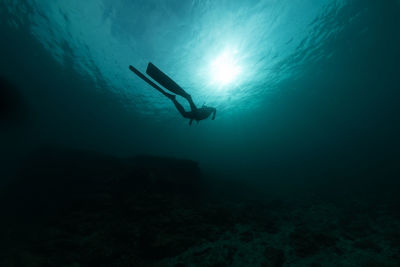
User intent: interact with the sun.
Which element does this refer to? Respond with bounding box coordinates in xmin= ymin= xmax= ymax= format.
xmin=209 ymin=49 xmax=241 ymax=86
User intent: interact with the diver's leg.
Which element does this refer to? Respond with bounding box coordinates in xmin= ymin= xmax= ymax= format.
xmin=171 ymin=98 xmax=191 ymax=118
xmin=163 ymin=91 xmax=175 ymax=100
xmin=185 ymin=94 xmax=198 ymax=112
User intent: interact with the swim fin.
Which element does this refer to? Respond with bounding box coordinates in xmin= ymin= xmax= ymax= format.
xmin=129 ymin=65 xmax=173 ymax=99
xmin=146 ymin=62 xmax=188 ymax=97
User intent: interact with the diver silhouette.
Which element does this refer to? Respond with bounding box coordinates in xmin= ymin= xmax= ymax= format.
xmin=129 ymin=63 xmax=216 ymax=125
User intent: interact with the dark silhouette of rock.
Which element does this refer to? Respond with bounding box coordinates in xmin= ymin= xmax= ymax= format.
xmin=0 ymin=147 xmax=206 ymax=265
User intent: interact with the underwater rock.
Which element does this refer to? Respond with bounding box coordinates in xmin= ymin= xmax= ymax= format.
xmin=0 ymin=146 xmax=207 ymax=264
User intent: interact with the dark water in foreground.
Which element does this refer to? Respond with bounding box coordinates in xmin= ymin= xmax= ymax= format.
xmin=1 ymin=0 xmax=400 ymax=266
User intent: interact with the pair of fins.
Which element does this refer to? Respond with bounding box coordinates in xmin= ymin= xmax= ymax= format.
xmin=129 ymin=63 xmax=187 ymax=98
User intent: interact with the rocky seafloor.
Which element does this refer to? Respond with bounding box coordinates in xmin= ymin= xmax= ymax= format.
xmin=1 ymin=148 xmax=399 ymax=267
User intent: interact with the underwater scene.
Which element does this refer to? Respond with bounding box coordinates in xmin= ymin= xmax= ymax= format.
xmin=1 ymin=0 xmax=400 ymax=266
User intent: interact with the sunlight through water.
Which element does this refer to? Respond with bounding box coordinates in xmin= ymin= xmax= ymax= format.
xmin=209 ymin=48 xmax=242 ymax=88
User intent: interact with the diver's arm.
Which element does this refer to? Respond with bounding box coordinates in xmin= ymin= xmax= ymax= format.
xmin=212 ymin=108 xmax=216 ymax=120
xmin=189 ymin=119 xmax=193 ymax=125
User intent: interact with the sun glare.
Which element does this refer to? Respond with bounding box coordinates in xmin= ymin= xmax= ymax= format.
xmin=210 ymin=49 xmax=241 ymax=86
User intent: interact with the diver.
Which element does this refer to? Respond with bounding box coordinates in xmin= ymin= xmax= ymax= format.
xmin=129 ymin=63 xmax=216 ymax=125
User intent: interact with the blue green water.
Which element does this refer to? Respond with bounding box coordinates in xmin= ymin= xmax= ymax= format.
xmin=1 ymin=0 xmax=399 ymax=187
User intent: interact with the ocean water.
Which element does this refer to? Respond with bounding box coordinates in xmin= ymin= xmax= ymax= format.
xmin=1 ymin=0 xmax=400 ymax=266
